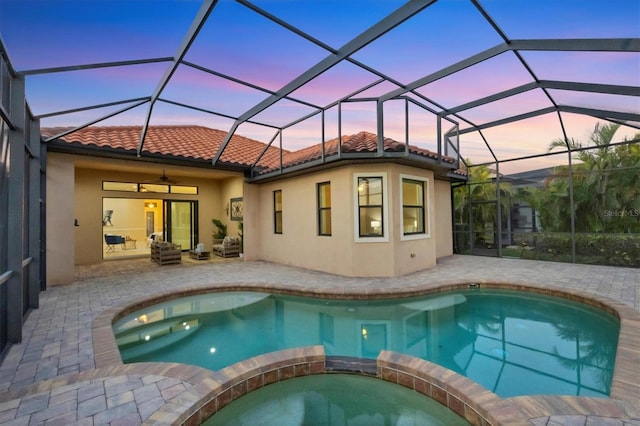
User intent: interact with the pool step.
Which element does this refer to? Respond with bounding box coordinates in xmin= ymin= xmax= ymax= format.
xmin=325 ymin=356 xmax=377 ymax=376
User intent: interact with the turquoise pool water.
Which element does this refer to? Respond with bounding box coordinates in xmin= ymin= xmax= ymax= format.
xmin=113 ymin=289 xmax=619 ymax=398
xmin=203 ymin=374 xmax=470 ymax=425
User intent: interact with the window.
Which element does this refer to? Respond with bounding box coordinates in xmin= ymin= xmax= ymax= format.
xmin=140 ymin=183 xmax=169 ymax=193
xmin=356 ymin=175 xmax=384 ymax=238
xmin=170 ymin=185 xmax=198 ymax=195
xmin=274 ymin=190 xmax=282 ymax=234
xmin=102 ymin=181 xmax=138 ymax=192
xmin=102 ymin=181 xmax=197 ymax=194
xmin=317 ymin=182 xmax=331 ymax=236
xmin=401 ymin=175 xmax=429 ymax=239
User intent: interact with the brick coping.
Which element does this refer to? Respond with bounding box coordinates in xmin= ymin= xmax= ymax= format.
xmin=87 ymin=281 xmax=639 ymax=424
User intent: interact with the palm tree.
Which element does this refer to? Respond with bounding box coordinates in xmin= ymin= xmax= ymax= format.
xmin=545 ymin=123 xmax=639 ymax=233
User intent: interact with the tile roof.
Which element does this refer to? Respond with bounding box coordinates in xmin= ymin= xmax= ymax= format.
xmin=42 ymin=126 xmax=455 ymax=174
xmin=41 ymin=125 xmax=282 ymax=168
xmin=256 ymin=131 xmax=455 ymax=174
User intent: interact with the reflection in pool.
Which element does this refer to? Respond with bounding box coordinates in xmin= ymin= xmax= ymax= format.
xmin=203 ymin=374 xmax=470 ymax=425
xmin=113 ymin=289 xmax=619 ymax=398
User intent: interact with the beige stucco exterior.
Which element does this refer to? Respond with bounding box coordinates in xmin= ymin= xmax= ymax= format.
xmin=247 ymin=163 xmax=453 ymax=278
xmin=46 ymin=154 xmax=76 ymax=285
xmin=434 ymin=179 xmax=453 ymax=258
xmin=47 ymin=152 xmax=454 ymax=284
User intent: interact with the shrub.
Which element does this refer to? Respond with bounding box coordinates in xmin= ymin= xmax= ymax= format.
xmin=511 ymin=232 xmax=640 ymax=267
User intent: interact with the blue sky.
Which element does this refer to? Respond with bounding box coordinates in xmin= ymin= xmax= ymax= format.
xmin=0 ymin=0 xmax=638 ymax=172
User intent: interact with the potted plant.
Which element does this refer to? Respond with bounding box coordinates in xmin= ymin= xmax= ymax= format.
xmin=212 ymin=218 xmax=227 ymax=246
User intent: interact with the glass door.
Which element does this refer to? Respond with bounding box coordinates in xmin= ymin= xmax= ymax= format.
xmin=163 ymin=200 xmax=198 ymax=251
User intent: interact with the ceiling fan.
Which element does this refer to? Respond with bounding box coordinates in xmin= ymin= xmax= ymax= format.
xmin=143 ymin=169 xmax=179 ymax=185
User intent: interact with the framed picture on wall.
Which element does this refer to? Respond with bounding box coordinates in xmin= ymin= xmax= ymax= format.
xmin=230 ymin=197 xmax=243 ymax=221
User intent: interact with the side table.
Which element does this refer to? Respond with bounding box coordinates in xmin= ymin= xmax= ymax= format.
xmin=189 ymin=250 xmax=210 ymax=260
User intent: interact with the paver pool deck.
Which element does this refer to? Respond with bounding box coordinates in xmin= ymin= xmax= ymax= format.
xmin=0 ymin=255 xmax=638 ymax=425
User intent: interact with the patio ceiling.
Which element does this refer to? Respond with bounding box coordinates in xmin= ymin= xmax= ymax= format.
xmin=0 ymin=0 xmax=638 ymax=174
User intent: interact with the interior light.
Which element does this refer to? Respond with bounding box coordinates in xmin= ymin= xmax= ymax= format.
xmin=370 ymin=220 xmax=381 ymax=228
xmin=144 ymin=335 xmax=151 ymax=341
xmin=139 ymin=314 xmax=148 ymax=323
xmin=361 ymin=328 xmax=368 ymax=339
xmin=210 ymin=347 xmax=216 ymax=354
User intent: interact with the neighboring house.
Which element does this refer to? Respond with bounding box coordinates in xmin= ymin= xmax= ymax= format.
xmin=43 ymin=125 xmax=464 ymax=284
xmin=503 ymin=167 xmax=553 ymax=240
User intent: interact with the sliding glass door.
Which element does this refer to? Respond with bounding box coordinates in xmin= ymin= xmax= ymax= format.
xmin=163 ymin=200 xmax=198 ymax=251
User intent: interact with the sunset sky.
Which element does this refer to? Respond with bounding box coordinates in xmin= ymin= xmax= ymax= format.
xmin=1 ymin=0 xmax=638 ymax=173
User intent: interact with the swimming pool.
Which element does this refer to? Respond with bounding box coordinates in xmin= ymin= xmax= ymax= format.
xmin=113 ymin=288 xmax=619 ymax=398
xmin=204 ymin=373 xmax=470 ymax=425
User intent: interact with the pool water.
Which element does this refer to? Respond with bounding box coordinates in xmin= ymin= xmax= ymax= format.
xmin=203 ymin=374 xmax=470 ymax=425
xmin=113 ymin=289 xmax=619 ymax=398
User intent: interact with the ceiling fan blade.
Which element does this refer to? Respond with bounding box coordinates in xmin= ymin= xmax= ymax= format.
xmin=142 ymin=169 xmax=178 ymax=184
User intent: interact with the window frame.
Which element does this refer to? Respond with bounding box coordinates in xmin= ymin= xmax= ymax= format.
xmin=400 ymin=174 xmax=430 ymax=240
xmin=273 ymin=189 xmax=282 ymax=234
xmin=353 ymin=172 xmax=389 ymax=243
xmin=317 ymin=181 xmax=331 ymax=236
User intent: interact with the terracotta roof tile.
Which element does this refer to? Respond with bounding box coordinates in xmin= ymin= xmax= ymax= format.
xmin=41 ymin=125 xmax=285 ymax=168
xmin=42 ymin=126 xmax=454 ymax=173
xmin=257 ymin=131 xmax=455 ymax=174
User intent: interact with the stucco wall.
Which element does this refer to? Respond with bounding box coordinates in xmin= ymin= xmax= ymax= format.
xmin=251 ymin=164 xmax=450 ymax=277
xmin=254 ymin=167 xmax=355 ymax=276
xmin=46 ymin=153 xmax=76 ymax=285
xmin=434 ymin=179 xmax=453 ymax=259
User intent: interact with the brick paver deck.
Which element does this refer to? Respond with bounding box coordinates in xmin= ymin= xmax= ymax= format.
xmin=0 ymin=255 xmax=638 ymax=425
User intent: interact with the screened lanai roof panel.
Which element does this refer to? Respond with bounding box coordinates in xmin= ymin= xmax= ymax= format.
xmin=148 ymin=101 xmax=237 ymax=132
xmin=499 ymin=151 xmax=571 ymax=176
xmin=288 ymin=60 xmax=383 ymax=107
xmin=334 ymin=100 xmax=379 ymax=137
xmin=159 ymin=64 xmax=271 ymax=120
xmin=520 ymin=51 xmax=640 ymax=87
xmin=0 ymin=0 xmax=196 ymax=70
xmin=249 ymin=0 xmax=406 ymax=48
xmin=39 ymin=101 xmax=150 ymax=131
xmin=382 ymin=100 xmax=440 ymax=155
xmin=350 ymin=0 xmax=503 ymax=84
xmin=460 ymin=89 xmax=554 ymax=126
xmin=479 ymin=0 xmax=640 ymax=39
xmin=477 ymin=114 xmax=565 ymax=161
xmin=458 ymin=132 xmax=495 ymax=166
xmin=183 ymin=0 xmax=330 ymax=93
xmin=357 ymin=80 xmax=406 ymax=102
xmin=251 ymin=97 xmax=320 ymax=129
xmin=560 ymin=113 xmax=640 ymax=148
xmin=548 ymin=90 xmax=640 ymax=116
xmin=27 ymin=63 xmax=167 ymax=124
xmin=278 ymin=115 xmax=325 ymax=151
xmin=416 ymin=52 xmax=534 ymax=110
xmin=1 ymin=0 xmax=638 ymax=175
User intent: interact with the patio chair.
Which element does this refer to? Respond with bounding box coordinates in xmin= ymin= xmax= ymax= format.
xmin=212 ymin=236 xmax=240 ymax=258
xmin=104 ymin=234 xmax=125 ymax=252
